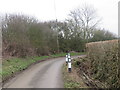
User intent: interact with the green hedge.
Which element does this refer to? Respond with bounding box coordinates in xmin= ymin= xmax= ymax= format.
xmin=86 ymin=40 xmax=119 ymax=88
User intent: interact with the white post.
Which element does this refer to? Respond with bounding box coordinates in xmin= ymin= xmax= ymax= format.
xmin=67 ymin=53 xmax=72 ymax=72
xmin=68 ymin=62 xmax=71 ymax=73
xmin=66 ymin=55 xmax=68 ymax=65
xmin=68 ymin=53 xmax=71 ymax=62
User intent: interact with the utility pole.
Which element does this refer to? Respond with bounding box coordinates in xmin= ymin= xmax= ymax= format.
xmin=56 ymin=19 xmax=59 ymax=53
xmin=54 ymin=0 xmax=59 ymax=53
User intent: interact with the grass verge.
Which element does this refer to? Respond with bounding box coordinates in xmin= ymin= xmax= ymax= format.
xmin=62 ymin=60 xmax=88 ymax=88
xmin=1 ymin=52 xmax=85 ymax=83
xmin=63 ymin=56 xmax=106 ymax=88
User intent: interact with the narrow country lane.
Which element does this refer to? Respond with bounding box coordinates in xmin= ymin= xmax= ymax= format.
xmin=3 ymin=55 xmax=84 ymax=88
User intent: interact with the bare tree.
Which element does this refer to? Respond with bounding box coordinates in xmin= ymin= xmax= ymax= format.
xmin=67 ymin=5 xmax=101 ymax=42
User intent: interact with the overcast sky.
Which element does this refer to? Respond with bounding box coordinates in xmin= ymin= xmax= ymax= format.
xmin=0 ymin=0 xmax=119 ymax=35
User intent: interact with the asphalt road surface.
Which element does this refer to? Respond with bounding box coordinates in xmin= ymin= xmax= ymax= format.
xmin=3 ymin=55 xmax=84 ymax=88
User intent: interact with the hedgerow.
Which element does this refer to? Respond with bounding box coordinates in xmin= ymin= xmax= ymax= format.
xmin=86 ymin=40 xmax=119 ymax=88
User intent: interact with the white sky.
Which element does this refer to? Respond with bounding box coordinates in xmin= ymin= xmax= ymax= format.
xmin=0 ymin=0 xmax=119 ymax=35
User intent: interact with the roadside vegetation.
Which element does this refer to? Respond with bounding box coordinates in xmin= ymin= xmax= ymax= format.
xmin=62 ymin=63 xmax=88 ymax=88
xmin=63 ymin=40 xmax=119 ymax=88
xmin=1 ymin=52 xmax=84 ymax=83
xmin=2 ymin=5 xmax=117 ymax=59
xmin=86 ymin=40 xmax=119 ymax=88
xmin=1 ymin=4 xmax=118 ymax=86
